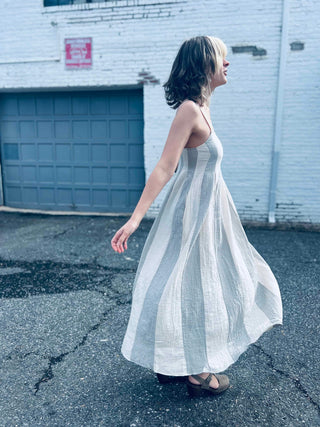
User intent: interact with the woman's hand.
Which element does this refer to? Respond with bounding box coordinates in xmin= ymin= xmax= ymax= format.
xmin=111 ymin=218 xmax=140 ymax=253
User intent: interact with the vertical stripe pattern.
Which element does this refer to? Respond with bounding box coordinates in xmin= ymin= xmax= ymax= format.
xmin=121 ymin=133 xmax=283 ymax=376
xmin=129 ymin=149 xmax=199 ymax=366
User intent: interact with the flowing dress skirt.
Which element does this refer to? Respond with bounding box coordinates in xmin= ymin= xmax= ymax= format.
xmin=121 ymin=131 xmax=283 ymax=376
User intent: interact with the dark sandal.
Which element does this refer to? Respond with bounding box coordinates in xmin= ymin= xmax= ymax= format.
xmin=186 ymin=373 xmax=230 ymax=397
xmin=156 ymin=373 xmax=188 ymax=384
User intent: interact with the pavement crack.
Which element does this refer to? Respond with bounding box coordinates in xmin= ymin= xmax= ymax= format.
xmin=47 ymin=225 xmax=77 ymax=239
xmin=23 ymin=351 xmax=40 ymax=359
xmin=34 ymin=352 xmax=69 ymax=395
xmin=0 ymin=257 xmax=135 ymax=299
xmin=253 ymin=343 xmax=320 ymax=414
xmin=33 ymin=306 xmax=111 ymax=395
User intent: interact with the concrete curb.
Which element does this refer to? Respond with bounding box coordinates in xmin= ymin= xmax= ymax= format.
xmin=1 ymin=206 xmax=319 ymax=232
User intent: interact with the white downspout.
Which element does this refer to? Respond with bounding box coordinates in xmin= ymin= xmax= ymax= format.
xmin=268 ymin=0 xmax=290 ymax=222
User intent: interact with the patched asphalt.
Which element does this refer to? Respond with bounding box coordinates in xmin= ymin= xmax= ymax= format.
xmin=0 ymin=211 xmax=319 ymax=426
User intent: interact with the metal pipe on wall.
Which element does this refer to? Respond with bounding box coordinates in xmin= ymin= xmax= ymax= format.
xmin=268 ymin=0 xmax=290 ymax=223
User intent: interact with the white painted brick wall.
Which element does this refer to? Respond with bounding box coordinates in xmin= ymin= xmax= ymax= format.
xmin=0 ymin=0 xmax=319 ymax=223
xmin=275 ymin=0 xmax=320 ymax=223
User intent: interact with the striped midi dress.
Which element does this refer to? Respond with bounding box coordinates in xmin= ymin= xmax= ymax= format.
xmin=121 ymin=118 xmax=283 ymax=376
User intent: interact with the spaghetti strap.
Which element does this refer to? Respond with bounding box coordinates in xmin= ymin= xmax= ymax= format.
xmin=198 ymin=105 xmax=212 ymax=135
xmin=178 ymin=100 xmax=212 ymax=135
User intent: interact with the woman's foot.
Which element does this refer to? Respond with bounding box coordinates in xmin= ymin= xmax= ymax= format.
xmin=188 ymin=372 xmax=219 ymax=389
xmin=186 ymin=372 xmax=230 ymax=397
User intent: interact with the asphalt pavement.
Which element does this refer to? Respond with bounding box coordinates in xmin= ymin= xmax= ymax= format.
xmin=0 ymin=211 xmax=319 ymax=427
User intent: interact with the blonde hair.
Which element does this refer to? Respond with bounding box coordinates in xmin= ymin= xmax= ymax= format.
xmin=207 ymin=36 xmax=228 ymax=71
xmin=201 ymin=36 xmax=228 ymax=103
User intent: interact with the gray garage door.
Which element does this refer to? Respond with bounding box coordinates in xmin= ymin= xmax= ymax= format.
xmin=0 ymin=89 xmax=145 ymax=212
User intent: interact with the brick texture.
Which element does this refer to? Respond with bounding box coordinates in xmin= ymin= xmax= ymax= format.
xmin=0 ymin=0 xmax=319 ymax=223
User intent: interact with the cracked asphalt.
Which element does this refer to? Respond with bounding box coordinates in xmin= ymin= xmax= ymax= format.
xmin=0 ymin=211 xmax=319 ymax=427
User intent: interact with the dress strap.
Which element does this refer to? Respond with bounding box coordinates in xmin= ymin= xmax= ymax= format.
xmin=178 ymin=99 xmax=212 ymax=134
xmin=198 ymin=105 xmax=212 ymax=135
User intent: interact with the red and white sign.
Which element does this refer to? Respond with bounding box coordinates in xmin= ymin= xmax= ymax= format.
xmin=65 ymin=37 xmax=92 ymax=69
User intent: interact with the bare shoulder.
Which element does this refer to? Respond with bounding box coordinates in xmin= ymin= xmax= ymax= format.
xmin=175 ymin=99 xmax=199 ymax=123
xmin=177 ymin=99 xmax=199 ymax=114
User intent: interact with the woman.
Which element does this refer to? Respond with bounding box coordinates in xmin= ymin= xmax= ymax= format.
xmin=111 ymin=36 xmax=283 ymax=397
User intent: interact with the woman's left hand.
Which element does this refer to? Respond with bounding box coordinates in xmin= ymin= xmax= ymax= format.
xmin=111 ymin=218 xmax=140 ymax=253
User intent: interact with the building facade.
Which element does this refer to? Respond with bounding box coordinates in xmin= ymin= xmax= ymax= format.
xmin=0 ymin=0 xmax=319 ymax=223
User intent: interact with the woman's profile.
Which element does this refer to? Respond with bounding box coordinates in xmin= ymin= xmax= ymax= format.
xmin=111 ymin=35 xmax=283 ymax=397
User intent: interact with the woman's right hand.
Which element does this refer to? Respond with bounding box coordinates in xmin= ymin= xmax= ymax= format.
xmin=110 ymin=218 xmax=140 ymax=253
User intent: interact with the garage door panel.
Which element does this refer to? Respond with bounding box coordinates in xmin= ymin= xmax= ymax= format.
xmin=74 ymin=188 xmax=90 ymax=206
xmin=6 ymin=165 xmax=20 ymax=182
xmin=36 ymin=97 xmax=54 ymax=116
xmin=4 ymin=143 xmax=19 ymax=160
xmin=39 ymin=188 xmax=55 ymax=204
xmin=74 ymin=144 xmax=90 ymax=162
xmin=91 ymin=144 xmax=108 ymax=163
xmin=57 ymin=188 xmax=72 ymax=205
xmin=18 ymin=96 xmax=35 ymax=116
xmin=129 ymin=190 xmax=143 ymax=205
xmin=110 ymin=120 xmax=127 ymax=138
xmin=21 ymin=144 xmax=36 ymax=161
xmin=92 ymin=167 xmax=108 ymax=183
xmin=129 ymin=167 xmax=145 ymax=185
xmin=74 ymin=167 xmax=90 ymax=184
xmin=20 ymin=121 xmax=35 ymax=138
xmin=22 ymin=166 xmax=36 ymax=182
xmin=39 ymin=166 xmax=54 ymax=183
xmin=0 ymin=89 xmax=144 ymax=212
xmin=37 ymin=121 xmax=53 ymax=138
xmin=128 ymin=119 xmax=144 ymax=139
xmin=38 ymin=144 xmax=54 ymax=161
xmin=110 ymin=144 xmax=127 ymax=162
xmin=54 ymin=121 xmax=71 ymax=138
xmin=72 ymin=120 xmax=90 ymax=139
xmin=91 ymin=120 xmax=107 ymax=138
xmin=90 ymin=96 xmax=107 ymax=115
xmin=109 ymin=95 xmax=127 ymax=115
xmin=56 ymin=144 xmax=72 ymax=162
xmin=72 ymin=96 xmax=89 ymax=115
xmin=23 ymin=188 xmax=37 ymax=203
xmin=0 ymin=97 xmax=18 ymax=116
xmin=128 ymin=95 xmax=143 ymax=115
xmin=93 ymin=189 xmax=108 ymax=206
xmin=2 ymin=121 xmax=19 ymax=138
xmin=111 ymin=167 xmax=128 ymax=184
xmin=129 ymin=144 xmax=144 ymax=162
xmin=54 ymin=96 xmax=70 ymax=115
xmin=56 ymin=166 xmax=72 ymax=183
xmin=6 ymin=186 xmax=21 ymax=203
xmin=111 ymin=189 xmax=126 ymax=207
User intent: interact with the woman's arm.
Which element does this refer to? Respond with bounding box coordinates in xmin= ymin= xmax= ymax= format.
xmin=111 ymin=100 xmax=198 ymax=253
